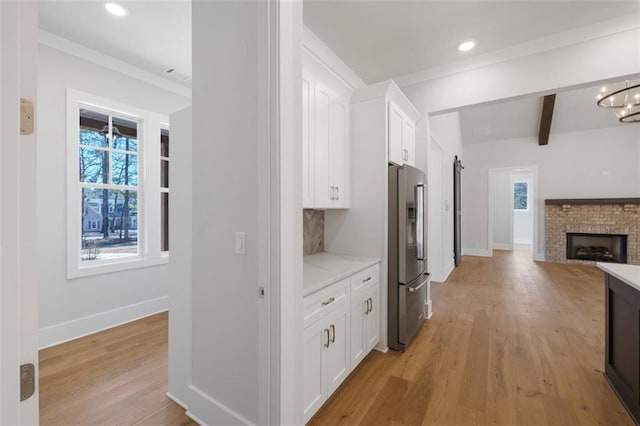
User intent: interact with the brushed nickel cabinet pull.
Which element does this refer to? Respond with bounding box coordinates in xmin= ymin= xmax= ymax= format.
xmin=324 ymin=329 xmax=330 ymax=348
xmin=330 ymin=324 xmax=336 ymax=344
xmin=322 ymin=297 xmax=335 ymax=306
xmin=362 ymin=277 xmax=372 ymax=283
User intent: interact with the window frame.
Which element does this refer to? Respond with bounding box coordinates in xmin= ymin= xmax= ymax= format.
xmin=160 ymin=124 xmax=170 ymax=256
xmin=67 ymin=89 xmax=169 ymax=278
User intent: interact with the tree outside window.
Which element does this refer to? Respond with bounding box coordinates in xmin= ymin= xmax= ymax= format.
xmin=514 ymin=182 xmax=528 ymax=210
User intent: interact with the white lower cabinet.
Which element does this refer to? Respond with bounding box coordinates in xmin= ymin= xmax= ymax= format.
xmin=303 ymin=304 xmax=349 ymax=423
xmin=303 ymin=263 xmax=380 ymax=423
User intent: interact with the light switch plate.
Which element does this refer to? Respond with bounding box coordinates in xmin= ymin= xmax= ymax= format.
xmin=235 ymin=232 xmax=246 ymax=255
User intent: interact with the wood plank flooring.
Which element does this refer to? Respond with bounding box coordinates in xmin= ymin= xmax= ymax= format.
xmin=39 ymin=312 xmax=195 ymax=426
xmin=309 ymin=250 xmax=633 ymax=426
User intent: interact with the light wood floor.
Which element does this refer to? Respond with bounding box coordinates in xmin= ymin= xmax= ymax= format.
xmin=309 ymin=250 xmax=633 ymax=426
xmin=39 ymin=312 xmax=196 ymax=426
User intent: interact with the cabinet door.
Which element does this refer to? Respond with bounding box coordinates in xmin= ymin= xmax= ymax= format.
xmin=388 ymin=102 xmax=404 ymax=165
xmin=350 ymin=297 xmax=366 ymax=370
xmin=403 ymin=118 xmax=415 ymax=167
xmin=365 ymin=290 xmax=380 ymax=352
xmin=302 ymin=71 xmax=315 ymax=208
xmin=314 ymin=83 xmax=332 ymax=209
xmin=330 ymin=100 xmax=348 ymax=208
xmin=326 ymin=307 xmax=350 ymax=395
xmin=303 ymin=321 xmax=328 ymax=423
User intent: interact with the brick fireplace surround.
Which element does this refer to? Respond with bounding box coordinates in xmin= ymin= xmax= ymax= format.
xmin=545 ymin=198 xmax=640 ymax=265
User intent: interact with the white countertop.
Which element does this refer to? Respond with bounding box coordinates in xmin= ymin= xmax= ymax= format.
xmin=597 ymin=263 xmax=640 ymax=292
xmin=303 ymin=252 xmax=381 ymax=297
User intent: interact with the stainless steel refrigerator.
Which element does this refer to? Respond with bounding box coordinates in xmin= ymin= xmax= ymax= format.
xmin=388 ymin=163 xmax=430 ymax=352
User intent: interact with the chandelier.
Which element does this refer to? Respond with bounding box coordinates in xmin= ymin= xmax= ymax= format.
xmin=596 ymin=80 xmax=640 ymax=123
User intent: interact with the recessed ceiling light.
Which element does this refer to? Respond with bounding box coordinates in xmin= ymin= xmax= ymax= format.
xmin=105 ymin=2 xmax=127 ymax=17
xmin=458 ymin=41 xmax=476 ymax=52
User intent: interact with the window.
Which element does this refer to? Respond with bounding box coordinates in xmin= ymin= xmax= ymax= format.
xmin=514 ymin=182 xmax=528 ymax=210
xmin=79 ymin=109 xmax=140 ymax=262
xmin=67 ymin=89 xmax=169 ymax=278
xmin=161 ymin=128 xmax=169 ymax=252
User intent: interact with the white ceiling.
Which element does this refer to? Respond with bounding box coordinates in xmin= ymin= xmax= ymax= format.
xmin=38 ymin=0 xmax=191 ymax=87
xmin=459 ymin=80 xmax=640 ymax=144
xmin=303 ymin=1 xmax=640 ymax=84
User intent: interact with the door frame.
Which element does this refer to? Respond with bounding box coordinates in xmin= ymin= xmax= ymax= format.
xmin=487 ymin=165 xmax=539 ymax=260
xmin=428 ymin=136 xmax=446 ymax=282
xmin=0 ymin=1 xmax=39 ymax=424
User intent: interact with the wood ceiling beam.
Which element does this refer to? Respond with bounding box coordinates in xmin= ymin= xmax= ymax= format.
xmin=538 ymin=94 xmax=556 ymax=146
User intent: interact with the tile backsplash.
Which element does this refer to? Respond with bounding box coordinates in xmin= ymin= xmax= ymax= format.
xmin=303 ymin=209 xmax=324 ymax=255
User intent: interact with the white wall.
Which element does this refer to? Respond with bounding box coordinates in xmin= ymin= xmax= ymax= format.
xmin=189 ymin=2 xmax=273 ymax=424
xmin=37 ymin=44 xmax=190 ymax=348
xmin=463 ymin=126 xmax=640 ymax=258
xmin=426 ymin=112 xmax=463 ymax=276
xmin=167 ymin=107 xmax=192 ymax=408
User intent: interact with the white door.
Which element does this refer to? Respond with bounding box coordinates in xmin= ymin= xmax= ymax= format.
xmin=365 ymin=290 xmax=379 ymax=351
xmin=512 ymin=174 xmax=534 ymax=250
xmin=330 ymin=100 xmax=347 ymax=208
xmin=388 ymin=102 xmax=404 ymax=165
xmin=0 ymin=1 xmax=39 ymax=424
xmin=314 ymin=83 xmax=331 ymax=208
xmin=349 ymin=296 xmax=366 ymax=369
xmin=302 ymin=71 xmax=315 ymax=208
xmin=402 ymin=119 xmax=415 ymax=167
xmin=326 ymin=307 xmax=349 ymax=395
xmin=302 ymin=320 xmax=326 ymax=423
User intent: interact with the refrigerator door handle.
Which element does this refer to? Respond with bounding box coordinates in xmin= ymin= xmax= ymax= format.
xmin=408 ymin=278 xmax=428 ymax=293
xmin=416 ymin=184 xmax=425 ymax=261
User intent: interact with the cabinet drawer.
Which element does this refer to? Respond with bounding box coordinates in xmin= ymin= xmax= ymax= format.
xmin=350 ymin=264 xmax=379 ymax=296
xmin=304 ymin=278 xmax=348 ymax=328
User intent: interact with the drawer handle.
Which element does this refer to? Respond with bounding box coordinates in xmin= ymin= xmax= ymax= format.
xmin=362 ymin=277 xmax=372 ymax=283
xmin=322 ymin=297 xmax=335 ymax=306
xmin=324 ymin=329 xmax=330 ymax=348
xmin=330 ymin=324 xmax=335 ymax=344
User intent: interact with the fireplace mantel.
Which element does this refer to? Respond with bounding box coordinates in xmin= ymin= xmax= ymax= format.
xmin=545 ymin=198 xmax=640 ymax=205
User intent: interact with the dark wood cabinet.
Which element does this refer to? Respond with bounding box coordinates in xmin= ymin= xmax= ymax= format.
xmin=605 ymin=273 xmax=640 ymax=424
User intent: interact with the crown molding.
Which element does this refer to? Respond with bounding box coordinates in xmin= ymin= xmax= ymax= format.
xmin=395 ymin=13 xmax=640 ymax=89
xmin=303 ymin=25 xmax=366 ymax=90
xmin=38 ymin=30 xmax=192 ymax=99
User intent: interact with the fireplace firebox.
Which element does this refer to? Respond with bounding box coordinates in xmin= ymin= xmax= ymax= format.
xmin=566 ymin=233 xmax=628 ymax=264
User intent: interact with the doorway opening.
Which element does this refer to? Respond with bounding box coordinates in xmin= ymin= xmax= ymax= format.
xmin=488 ymin=166 xmax=538 ymax=258
xmin=36 ymin=1 xmax=192 ymax=423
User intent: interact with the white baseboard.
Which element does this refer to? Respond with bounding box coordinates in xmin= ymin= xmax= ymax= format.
xmin=493 ymin=243 xmax=513 ymax=250
xmin=442 ymin=259 xmax=455 ymax=282
xmin=513 ymin=242 xmax=533 ymax=251
xmin=187 ymin=384 xmax=253 ymax=426
xmin=534 ymin=252 xmax=546 ymax=262
xmin=462 ymin=248 xmax=492 ymax=257
xmin=373 ymin=345 xmax=389 ymax=354
xmin=166 ymin=392 xmax=189 ymax=411
xmin=38 ymin=296 xmax=168 ymax=349
xmin=425 ymin=300 xmax=433 ymax=319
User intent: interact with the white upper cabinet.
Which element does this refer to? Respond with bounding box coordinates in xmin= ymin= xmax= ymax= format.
xmin=388 ymin=100 xmax=416 ymax=167
xmin=302 ymin=70 xmax=315 ymax=208
xmin=302 ymin=52 xmax=350 ymax=209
